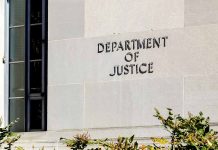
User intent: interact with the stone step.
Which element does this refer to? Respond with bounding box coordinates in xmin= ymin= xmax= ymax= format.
xmin=11 ymin=126 xmax=164 ymax=149
xmin=10 ymin=124 xmax=218 ymax=149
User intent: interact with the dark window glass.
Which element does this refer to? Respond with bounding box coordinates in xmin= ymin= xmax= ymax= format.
xmin=9 ymin=63 xmax=25 ymax=97
xmin=30 ymin=61 xmax=42 ymax=93
xmin=31 ymin=0 xmax=42 ymax=24
xmin=30 ymin=26 xmax=42 ymax=60
xmin=30 ymin=100 xmax=42 ymax=129
xmin=9 ymin=0 xmax=25 ymax=26
xmin=9 ymin=99 xmax=25 ymax=132
xmin=9 ymin=27 xmax=25 ymax=62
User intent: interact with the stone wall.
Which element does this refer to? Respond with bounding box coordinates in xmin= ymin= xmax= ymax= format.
xmin=185 ymin=0 xmax=218 ymax=26
xmin=2 ymin=0 xmax=218 ymax=149
xmin=46 ymin=0 xmax=218 ymax=141
xmin=85 ymin=0 xmax=184 ymax=37
xmin=48 ymin=24 xmax=218 ymax=134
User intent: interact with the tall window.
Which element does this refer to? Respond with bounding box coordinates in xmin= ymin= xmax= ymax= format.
xmin=9 ymin=0 xmax=47 ymax=131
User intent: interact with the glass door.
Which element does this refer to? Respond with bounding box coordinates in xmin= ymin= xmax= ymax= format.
xmin=9 ymin=0 xmax=47 ymax=132
xmin=9 ymin=0 xmax=26 ymax=132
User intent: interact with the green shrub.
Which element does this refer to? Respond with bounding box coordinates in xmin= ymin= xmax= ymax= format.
xmin=61 ymin=109 xmax=218 ymax=150
xmin=148 ymin=108 xmax=218 ymax=150
xmin=4 ymin=109 xmax=216 ymax=150
xmin=100 ymin=135 xmax=139 ymax=150
xmin=60 ymin=132 xmax=103 ymax=150
xmin=60 ymin=133 xmax=139 ymax=150
xmin=0 ymin=117 xmax=21 ymax=150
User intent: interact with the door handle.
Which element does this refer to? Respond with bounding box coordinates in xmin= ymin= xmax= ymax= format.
xmin=2 ymin=57 xmax=6 ymax=64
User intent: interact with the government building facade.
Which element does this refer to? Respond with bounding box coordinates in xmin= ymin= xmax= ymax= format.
xmin=0 ymin=0 xmax=218 ymax=149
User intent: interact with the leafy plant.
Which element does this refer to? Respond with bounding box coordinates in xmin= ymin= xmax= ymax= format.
xmin=101 ymin=135 xmax=139 ymax=150
xmin=60 ymin=109 xmax=218 ymax=150
xmin=4 ymin=108 xmax=208 ymax=150
xmin=151 ymin=108 xmax=218 ymax=150
xmin=15 ymin=146 xmax=25 ymax=150
xmin=0 ymin=117 xmax=21 ymax=150
xmin=60 ymin=132 xmax=100 ymax=150
xmin=60 ymin=133 xmax=141 ymax=150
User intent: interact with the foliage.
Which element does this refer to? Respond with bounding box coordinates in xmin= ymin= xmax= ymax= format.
xmin=100 ymin=135 xmax=139 ymax=150
xmin=0 ymin=117 xmax=21 ymax=150
xmin=60 ymin=109 xmax=218 ymax=150
xmin=14 ymin=146 xmax=25 ymax=150
xmin=60 ymin=132 xmax=100 ymax=150
xmin=1 ymin=109 xmax=217 ymax=150
xmin=149 ymin=108 xmax=218 ymax=150
xmin=60 ymin=133 xmax=141 ymax=150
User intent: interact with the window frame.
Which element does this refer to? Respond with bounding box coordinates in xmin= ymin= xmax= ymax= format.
xmin=7 ymin=0 xmax=48 ymax=132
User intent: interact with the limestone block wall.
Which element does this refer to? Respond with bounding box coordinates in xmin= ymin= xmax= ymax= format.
xmin=48 ymin=0 xmax=218 ymax=39
xmin=47 ymin=0 xmax=218 ymax=140
xmin=48 ymin=24 xmax=218 ymax=137
xmin=85 ymin=0 xmax=184 ymax=37
xmin=48 ymin=0 xmax=184 ymax=39
xmin=48 ymin=0 xmax=85 ymax=40
xmin=185 ymin=0 xmax=218 ymax=27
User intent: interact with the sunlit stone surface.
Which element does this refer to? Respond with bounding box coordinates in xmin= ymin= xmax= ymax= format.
xmin=1 ymin=0 xmax=218 ymax=149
